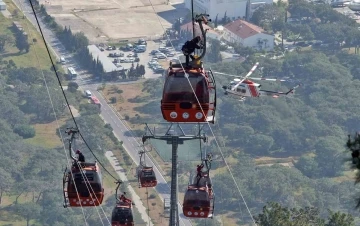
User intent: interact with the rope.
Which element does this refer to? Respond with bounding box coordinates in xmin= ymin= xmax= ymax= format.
xmin=19 ymin=1 xmax=87 ymax=224
xmin=27 ymin=0 xmax=120 ymax=182
xmin=147 ymin=1 xmax=257 ymax=224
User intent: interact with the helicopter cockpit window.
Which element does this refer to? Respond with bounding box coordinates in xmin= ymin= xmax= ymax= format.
xmin=163 ymin=72 xmax=209 ymax=103
xmin=236 ymin=88 xmax=246 ymax=94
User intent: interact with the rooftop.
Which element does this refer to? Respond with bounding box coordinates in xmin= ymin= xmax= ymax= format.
xmin=224 ymin=19 xmax=264 ymax=39
xmin=87 ymin=45 xmax=120 ymax=73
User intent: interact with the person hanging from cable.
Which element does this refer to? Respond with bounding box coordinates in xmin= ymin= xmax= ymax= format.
xmin=181 ymin=36 xmax=202 ymax=62
xmin=196 ymin=163 xmax=204 ymax=185
xmin=76 ymin=150 xmax=85 ymax=162
xmin=119 ymin=192 xmax=132 ymax=205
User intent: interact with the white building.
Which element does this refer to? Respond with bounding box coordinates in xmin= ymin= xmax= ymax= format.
xmin=180 ymin=22 xmax=220 ymax=40
xmin=184 ymin=0 xmax=247 ymax=21
xmin=184 ymin=0 xmax=273 ymax=21
xmin=0 ymin=0 xmax=6 ymax=11
xmin=223 ymin=19 xmax=274 ymax=50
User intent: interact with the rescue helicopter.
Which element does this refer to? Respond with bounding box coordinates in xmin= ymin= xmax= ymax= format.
xmin=161 ymin=14 xmax=217 ymax=123
xmin=213 ymin=62 xmax=301 ymax=101
xmin=183 ymin=153 xmax=214 ymax=218
xmin=111 ymin=181 xmax=134 ymax=226
xmin=137 ymin=150 xmax=157 ymax=188
xmin=63 ymin=128 xmax=104 ymax=208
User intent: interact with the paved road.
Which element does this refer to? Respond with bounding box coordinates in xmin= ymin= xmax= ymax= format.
xmin=12 ymin=1 xmax=192 ymax=225
xmin=105 ymin=151 xmax=154 ymax=226
xmin=89 ymin=88 xmax=190 ymax=226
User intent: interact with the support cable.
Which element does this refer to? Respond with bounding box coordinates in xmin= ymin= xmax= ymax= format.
xmin=27 ymin=0 xmax=120 ymax=182
xmin=147 ymin=1 xmax=257 ymax=224
xmin=18 ymin=1 xmax=87 ymax=224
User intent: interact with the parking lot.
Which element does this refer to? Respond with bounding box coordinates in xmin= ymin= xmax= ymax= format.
xmin=98 ymin=40 xmax=183 ymax=79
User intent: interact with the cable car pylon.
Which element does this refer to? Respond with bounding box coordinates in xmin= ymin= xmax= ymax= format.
xmin=142 ymin=123 xmax=207 ymax=226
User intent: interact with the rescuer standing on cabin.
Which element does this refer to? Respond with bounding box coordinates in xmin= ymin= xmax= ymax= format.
xmin=196 ymin=163 xmax=204 ymax=178
xmin=76 ymin=150 xmax=85 ymax=162
xmin=119 ymin=192 xmax=132 ymax=204
xmin=181 ymin=36 xmax=202 ymax=61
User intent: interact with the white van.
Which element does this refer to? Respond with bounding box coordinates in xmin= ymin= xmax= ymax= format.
xmin=60 ymin=56 xmax=66 ymax=64
xmin=85 ymin=90 xmax=92 ymax=98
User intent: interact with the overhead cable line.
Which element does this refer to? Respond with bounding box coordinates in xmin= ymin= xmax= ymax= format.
xmin=27 ymin=0 xmax=120 ymax=182
xmin=147 ymin=1 xmax=257 ymax=224
xmin=19 ymin=1 xmax=87 ymax=223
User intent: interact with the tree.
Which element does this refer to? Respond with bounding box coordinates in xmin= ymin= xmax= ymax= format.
xmin=13 ymin=124 xmax=35 ymax=138
xmin=254 ymin=202 xmax=355 ymax=226
xmin=0 ymin=35 xmax=11 ymax=52
xmin=15 ymin=32 xmax=30 ymax=53
xmin=325 ymin=210 xmax=355 ymax=226
xmin=67 ymin=81 xmax=79 ymax=92
xmin=15 ymin=202 xmax=41 ymax=226
xmin=138 ymin=65 xmax=145 ymax=78
xmin=0 ymin=169 xmax=13 ymax=204
xmin=207 ymin=39 xmax=222 ymax=63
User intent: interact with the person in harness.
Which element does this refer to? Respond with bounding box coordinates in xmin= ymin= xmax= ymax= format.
xmin=119 ymin=192 xmax=132 ymax=205
xmin=181 ymin=36 xmax=202 ymax=61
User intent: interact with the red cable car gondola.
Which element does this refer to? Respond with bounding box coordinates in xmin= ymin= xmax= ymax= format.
xmin=161 ymin=14 xmax=216 ymax=124
xmin=63 ymin=129 xmax=104 ymax=208
xmin=112 ymin=182 xmax=134 ymax=226
xmin=138 ymin=166 xmax=157 ymax=188
xmin=183 ymin=155 xmax=214 ymax=218
xmin=63 ymin=162 xmax=104 ymax=207
xmin=138 ymin=150 xmax=157 ymax=188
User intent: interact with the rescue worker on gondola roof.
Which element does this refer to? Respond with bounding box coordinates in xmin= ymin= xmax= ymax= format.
xmin=181 ymin=36 xmax=202 ymax=61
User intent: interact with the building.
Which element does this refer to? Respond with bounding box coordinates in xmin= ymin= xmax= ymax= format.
xmin=223 ymin=19 xmax=274 ymax=50
xmin=0 ymin=0 xmax=6 ymax=11
xmin=184 ymin=0 xmax=247 ymax=21
xmin=87 ymin=45 xmax=122 ymax=73
xmin=180 ymin=22 xmax=220 ymax=40
xmin=184 ymin=0 xmax=273 ymax=21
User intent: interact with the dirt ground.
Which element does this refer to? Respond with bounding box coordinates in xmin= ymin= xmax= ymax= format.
xmin=41 ymin=0 xmax=183 ymax=43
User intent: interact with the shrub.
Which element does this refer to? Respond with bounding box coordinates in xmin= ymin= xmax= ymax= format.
xmin=13 ymin=124 xmax=36 ymax=139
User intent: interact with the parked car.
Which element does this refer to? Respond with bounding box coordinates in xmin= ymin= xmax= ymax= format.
xmin=166 ymin=52 xmax=175 ymax=57
xmin=151 ymin=50 xmax=161 ymax=55
xmin=156 ymin=53 xmax=166 ymax=59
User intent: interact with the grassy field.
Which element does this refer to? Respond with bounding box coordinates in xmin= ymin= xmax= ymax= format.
xmin=0 ymin=0 xmax=59 ymax=71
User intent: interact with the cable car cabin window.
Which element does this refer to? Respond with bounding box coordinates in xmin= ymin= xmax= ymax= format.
xmin=112 ymin=207 xmax=133 ymax=222
xmin=163 ymin=72 xmax=209 ymax=103
xmin=142 ymin=170 xmax=155 ymax=178
xmin=70 ymin=172 xmax=102 ymax=192
xmin=184 ymin=190 xmax=210 ymax=206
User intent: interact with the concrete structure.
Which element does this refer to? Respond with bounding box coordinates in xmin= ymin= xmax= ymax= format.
xmin=87 ymin=45 xmax=122 ymax=73
xmin=0 ymin=0 xmax=6 ymax=11
xmin=180 ymin=21 xmax=220 ymax=40
xmin=223 ymin=19 xmax=274 ymax=50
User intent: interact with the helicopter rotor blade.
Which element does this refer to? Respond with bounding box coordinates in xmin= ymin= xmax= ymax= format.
xmin=250 ymin=77 xmax=287 ymax=82
xmin=212 ymin=71 xmax=242 ymax=78
xmin=231 ymin=62 xmax=259 ymax=91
